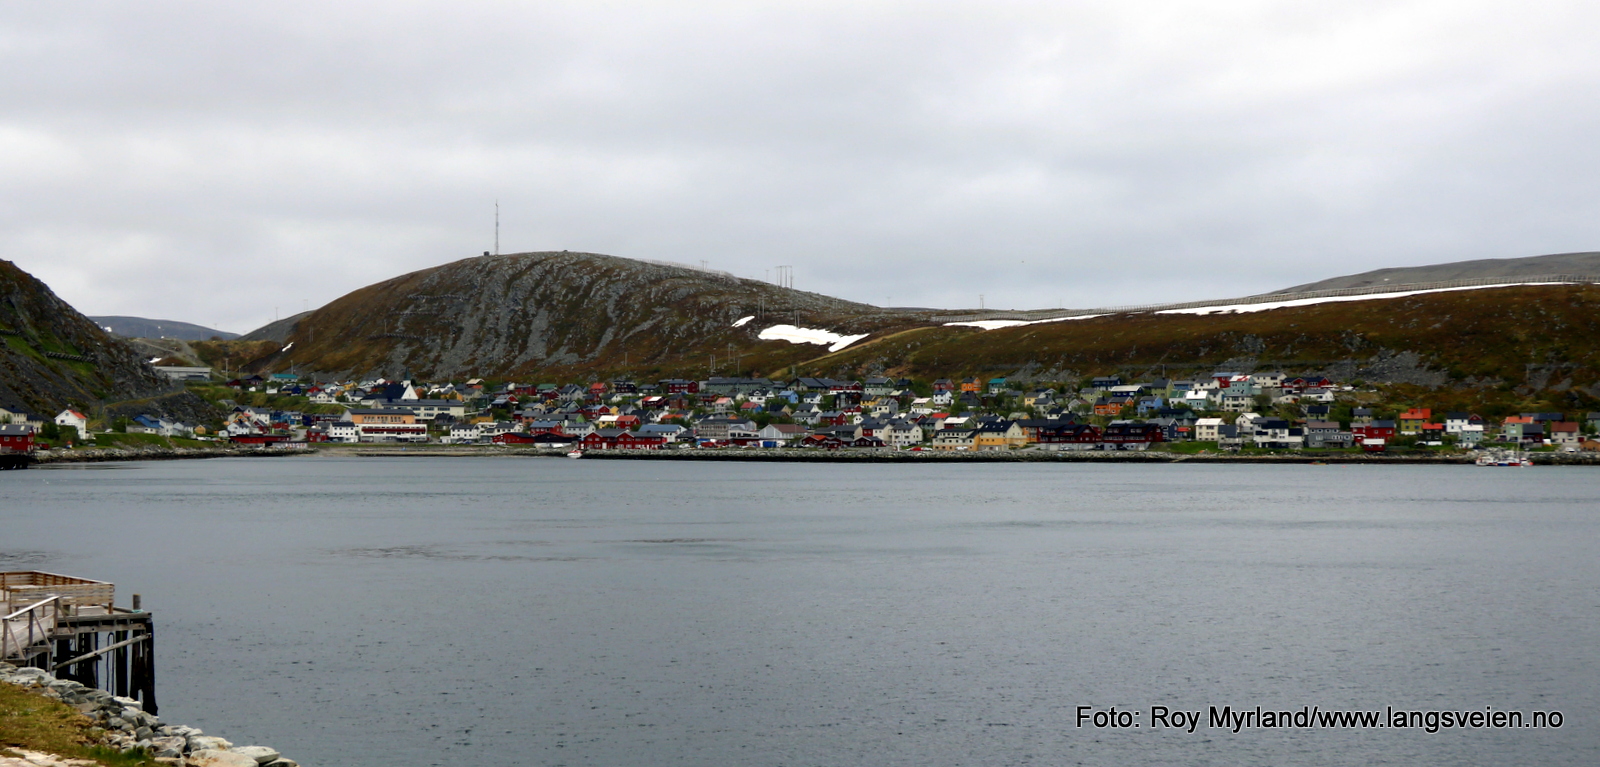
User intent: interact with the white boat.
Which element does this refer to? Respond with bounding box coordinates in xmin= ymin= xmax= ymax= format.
xmin=1475 ymin=449 xmax=1531 ymax=467
xmin=566 ymin=450 xmax=583 ymax=459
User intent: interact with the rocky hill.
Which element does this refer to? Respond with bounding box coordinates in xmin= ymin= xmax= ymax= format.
xmin=239 ymin=250 xmax=1600 ymax=412
xmin=0 ymin=260 xmax=187 ymax=416
xmin=259 ymin=251 xmax=933 ymax=380
xmin=1276 ymin=251 xmax=1600 ymax=293
xmin=238 ymin=311 xmax=310 ymax=342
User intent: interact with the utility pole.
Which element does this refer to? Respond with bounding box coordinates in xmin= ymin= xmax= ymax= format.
xmin=495 ymin=200 xmax=500 ymax=256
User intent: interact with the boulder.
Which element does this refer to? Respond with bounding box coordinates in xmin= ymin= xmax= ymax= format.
xmin=232 ymin=745 xmax=282 ymax=764
xmin=187 ymin=735 xmax=234 ymax=752
xmin=188 ymin=749 xmax=261 ymax=767
xmin=150 ymin=735 xmax=187 ymax=759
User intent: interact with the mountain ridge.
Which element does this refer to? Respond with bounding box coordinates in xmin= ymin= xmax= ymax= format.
xmin=260 ymin=250 xmax=933 ymax=380
xmin=90 ymin=316 xmax=239 ymax=341
xmin=1274 ymin=251 xmax=1600 ymax=293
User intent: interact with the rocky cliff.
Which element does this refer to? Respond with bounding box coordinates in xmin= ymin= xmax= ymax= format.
xmin=0 ymin=259 xmax=180 ymax=415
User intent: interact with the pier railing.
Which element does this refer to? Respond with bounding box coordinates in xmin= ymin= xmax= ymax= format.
xmin=0 ymin=570 xmax=114 ymax=609
xmin=1 ymin=596 xmax=59 ymax=662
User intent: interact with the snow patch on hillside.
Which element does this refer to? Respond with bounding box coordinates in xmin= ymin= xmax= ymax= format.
xmin=758 ymin=324 xmax=870 ymax=352
xmin=731 ymin=316 xmax=754 ymax=327
xmin=944 ymin=314 xmax=1106 ymax=330
xmin=1155 ymin=283 xmax=1577 ymax=316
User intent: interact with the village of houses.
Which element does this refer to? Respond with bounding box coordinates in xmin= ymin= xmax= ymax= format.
xmin=8 ymin=369 xmax=1594 ymax=458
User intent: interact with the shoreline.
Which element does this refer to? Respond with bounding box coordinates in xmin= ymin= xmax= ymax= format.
xmin=32 ymin=445 xmax=311 ymax=464
xmin=0 ymin=662 xmax=297 ymax=767
xmin=322 ymin=444 xmax=1600 ymax=465
xmin=23 ymin=444 xmax=1600 ymax=466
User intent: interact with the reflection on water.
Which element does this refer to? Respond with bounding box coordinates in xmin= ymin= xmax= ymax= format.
xmin=5 ymin=457 xmax=1597 ymax=767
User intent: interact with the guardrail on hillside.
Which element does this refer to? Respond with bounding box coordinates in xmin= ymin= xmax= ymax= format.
xmin=935 ymin=273 xmax=1600 ymax=323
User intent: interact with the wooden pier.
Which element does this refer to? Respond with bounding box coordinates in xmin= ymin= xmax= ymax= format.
xmin=1 ymin=571 xmax=156 ymax=713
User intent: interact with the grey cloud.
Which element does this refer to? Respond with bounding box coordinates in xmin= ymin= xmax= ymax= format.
xmin=4 ymin=2 xmax=1600 ymax=331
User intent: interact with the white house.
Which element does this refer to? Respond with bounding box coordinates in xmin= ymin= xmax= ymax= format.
xmin=1251 ymin=371 xmax=1287 ymax=389
xmin=54 ymin=409 xmax=90 ymax=436
xmin=1194 ymin=417 xmax=1226 ymax=442
xmin=446 ymin=422 xmax=481 ymax=444
xmin=883 ymin=421 xmax=924 ymax=448
xmin=327 ymin=421 xmax=359 ymax=443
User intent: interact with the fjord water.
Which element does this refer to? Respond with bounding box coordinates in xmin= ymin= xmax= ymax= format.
xmin=4 ymin=457 xmax=1596 ymax=766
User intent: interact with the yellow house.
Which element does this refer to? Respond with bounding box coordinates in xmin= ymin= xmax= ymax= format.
xmin=972 ymin=421 xmax=1026 ymax=450
xmin=932 ymin=428 xmax=975 ymax=451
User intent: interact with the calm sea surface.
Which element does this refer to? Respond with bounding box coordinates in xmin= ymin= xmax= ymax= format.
xmin=3 ymin=457 xmax=1597 ymax=766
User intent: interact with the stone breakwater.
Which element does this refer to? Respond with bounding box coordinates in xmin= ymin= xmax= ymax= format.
xmin=33 ymin=445 xmax=309 ymax=465
xmin=574 ymin=447 xmax=1600 ymax=465
xmin=336 ymin=444 xmax=1600 ymax=466
xmin=0 ymin=663 xmax=298 ymax=767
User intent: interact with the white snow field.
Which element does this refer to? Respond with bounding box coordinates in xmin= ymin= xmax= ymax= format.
xmin=1154 ymin=282 xmax=1577 ymax=316
xmin=943 ymin=314 xmax=1106 ymax=330
xmin=757 ymin=324 xmax=870 ymax=352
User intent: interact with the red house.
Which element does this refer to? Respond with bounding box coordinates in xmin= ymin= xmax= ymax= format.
xmin=1037 ymin=423 xmax=1102 ymax=448
xmin=617 ymin=432 xmax=665 ymax=450
xmin=1352 ymin=421 xmax=1396 ymax=443
xmin=659 ymin=379 xmax=700 ymax=394
xmin=492 ymin=432 xmax=541 ymax=445
xmin=800 ymin=434 xmax=847 ymax=450
xmin=581 ymin=429 xmax=665 ymax=450
xmin=0 ymin=424 xmax=35 ymax=454
xmin=1102 ymin=421 xmax=1166 ymax=449
xmin=229 ymin=434 xmax=290 ymax=445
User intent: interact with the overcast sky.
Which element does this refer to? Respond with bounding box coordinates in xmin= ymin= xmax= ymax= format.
xmin=5 ymin=2 xmax=1600 ymax=333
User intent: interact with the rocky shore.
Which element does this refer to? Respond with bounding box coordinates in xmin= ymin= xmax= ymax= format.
xmin=23 ymin=443 xmax=1600 ymax=467
xmin=395 ymin=445 xmax=1600 ymax=466
xmin=32 ymin=445 xmax=310 ymax=465
xmin=0 ymin=662 xmax=297 ymax=767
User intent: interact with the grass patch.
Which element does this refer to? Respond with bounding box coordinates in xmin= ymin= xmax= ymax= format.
xmin=1157 ymin=441 xmax=1219 ymax=454
xmin=91 ymin=433 xmax=172 ymax=449
xmin=0 ymin=682 xmax=157 ymax=766
xmin=187 ymin=384 xmax=345 ymax=416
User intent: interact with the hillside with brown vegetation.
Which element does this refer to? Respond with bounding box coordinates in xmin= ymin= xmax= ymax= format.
xmin=814 ymin=283 xmax=1600 ymax=413
xmin=240 ymin=251 xmax=1600 ymax=411
xmin=251 ymin=251 xmax=935 ymax=381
